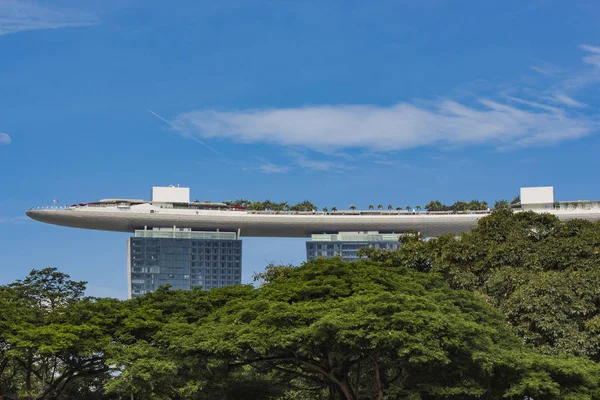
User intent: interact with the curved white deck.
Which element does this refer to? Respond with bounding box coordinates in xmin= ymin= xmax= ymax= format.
xmin=25 ymin=207 xmax=600 ymax=238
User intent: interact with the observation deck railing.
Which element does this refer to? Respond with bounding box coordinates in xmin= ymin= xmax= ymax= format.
xmin=28 ymin=201 xmax=600 ymax=215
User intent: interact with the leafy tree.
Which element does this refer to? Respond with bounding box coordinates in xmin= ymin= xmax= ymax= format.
xmin=494 ymin=199 xmax=510 ymax=210
xmin=3 ymin=260 xmax=600 ymax=399
xmin=452 ymin=200 xmax=469 ymax=212
xmin=425 ymin=200 xmax=444 ymax=211
xmin=105 ymin=285 xmax=289 ymax=399
xmin=467 ymin=199 xmax=488 ymax=210
xmin=363 ymin=210 xmax=600 ymax=362
xmin=172 ymin=259 xmax=600 ymax=399
xmin=291 ymin=200 xmax=317 ymax=212
xmin=0 ymin=268 xmax=123 ymax=400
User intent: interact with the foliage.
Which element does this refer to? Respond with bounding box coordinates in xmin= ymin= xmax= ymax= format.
xmin=5 ymin=214 xmax=600 ymax=399
xmin=494 ymin=199 xmax=511 ymax=210
xmin=230 ymin=198 xmax=317 ymax=212
xmin=106 ymin=259 xmax=600 ymax=399
xmin=0 ymin=268 xmax=124 ymax=400
xmin=363 ymin=210 xmax=600 ymax=362
xmin=424 ymin=199 xmax=489 ymax=211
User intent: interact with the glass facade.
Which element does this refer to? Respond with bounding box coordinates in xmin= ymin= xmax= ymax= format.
xmin=306 ymin=233 xmax=402 ymax=262
xmin=128 ymin=230 xmax=242 ymax=298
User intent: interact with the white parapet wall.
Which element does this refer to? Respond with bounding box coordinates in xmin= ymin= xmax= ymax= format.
xmin=520 ymin=186 xmax=554 ymax=205
xmin=152 ymin=186 xmax=190 ymax=203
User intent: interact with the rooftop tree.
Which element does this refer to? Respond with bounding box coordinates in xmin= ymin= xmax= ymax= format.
xmin=494 ymin=199 xmax=510 ymax=210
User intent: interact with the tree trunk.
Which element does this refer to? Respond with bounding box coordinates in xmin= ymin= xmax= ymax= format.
xmin=329 ymin=385 xmax=336 ymax=400
xmin=355 ymin=362 xmax=361 ymax=395
xmin=336 ymin=383 xmax=353 ymax=400
xmin=369 ymin=354 xmax=385 ymax=400
xmin=334 ymin=375 xmax=358 ymax=400
xmin=25 ymin=352 xmax=33 ymax=399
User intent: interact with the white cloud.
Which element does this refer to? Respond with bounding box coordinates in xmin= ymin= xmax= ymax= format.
xmin=578 ymin=44 xmax=600 ymax=54
xmin=243 ymin=159 xmax=290 ymax=174
xmin=0 ymin=0 xmax=98 ymax=36
xmin=170 ymin=45 xmax=600 ymax=154
xmin=550 ymin=93 xmax=586 ymax=108
xmin=582 ymin=54 xmax=600 ymax=69
xmin=529 ymin=61 xmax=563 ymax=77
xmin=172 ymin=99 xmax=596 ymax=153
xmin=290 ymin=153 xmax=351 ymax=171
xmin=0 ymin=132 xmax=11 ymax=145
xmin=578 ymin=44 xmax=600 ymax=70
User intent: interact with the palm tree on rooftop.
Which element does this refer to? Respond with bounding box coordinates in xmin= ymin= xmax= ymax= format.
xmin=322 ymin=206 xmax=328 ymax=213
xmin=369 ymin=204 xmax=374 ymax=210
xmin=350 ymin=205 xmax=356 ymax=210
xmin=396 ymin=206 xmax=402 ymax=210
xmin=387 ymin=204 xmax=393 ymax=210
xmin=406 ymin=205 xmax=411 ymax=211
xmin=377 ymin=204 xmax=383 ymax=210
xmin=415 ymin=205 xmax=422 ymax=211
xmin=331 ymin=206 xmax=337 ymax=212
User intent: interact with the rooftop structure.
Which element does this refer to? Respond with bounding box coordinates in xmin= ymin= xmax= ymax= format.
xmin=26 ymin=186 xmax=600 ymax=238
xmin=151 ymin=185 xmax=190 ymax=203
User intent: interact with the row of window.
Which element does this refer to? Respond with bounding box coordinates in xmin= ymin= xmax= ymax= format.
xmin=307 ymin=243 xmax=400 ymax=250
xmin=132 ymin=255 xmax=241 ymax=263
xmin=131 ymin=240 xmax=241 ymax=249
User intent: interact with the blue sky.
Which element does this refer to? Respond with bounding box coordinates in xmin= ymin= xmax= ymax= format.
xmin=1 ymin=0 xmax=599 ymax=298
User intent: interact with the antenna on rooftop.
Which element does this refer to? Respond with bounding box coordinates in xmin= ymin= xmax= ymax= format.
xmin=51 ymin=197 xmax=59 ymax=208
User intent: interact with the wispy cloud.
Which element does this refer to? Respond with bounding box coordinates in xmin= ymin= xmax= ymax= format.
xmin=0 ymin=0 xmax=99 ymax=36
xmin=172 ymin=100 xmax=596 ymax=152
xmin=578 ymin=44 xmax=600 ymax=54
xmin=550 ymin=93 xmax=586 ymax=108
xmin=243 ymin=158 xmax=290 ymax=174
xmin=171 ymin=45 xmax=600 ymax=154
xmin=0 ymin=132 xmax=10 ymax=145
xmin=579 ymin=45 xmax=600 ymax=69
xmin=290 ymin=152 xmax=352 ymax=171
xmin=561 ymin=44 xmax=600 ymax=90
xmin=529 ymin=60 xmax=564 ymax=77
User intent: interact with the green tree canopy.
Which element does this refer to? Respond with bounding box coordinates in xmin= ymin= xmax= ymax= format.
xmin=494 ymin=199 xmax=511 ymax=210
xmin=0 ymin=268 xmax=124 ymax=400
xmin=363 ymin=210 xmax=600 ymax=362
xmin=425 ymin=199 xmax=444 ymax=211
xmin=114 ymin=259 xmax=600 ymax=400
